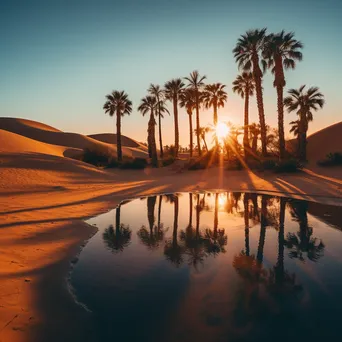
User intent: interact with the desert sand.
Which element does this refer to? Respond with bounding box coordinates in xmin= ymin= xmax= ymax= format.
xmin=0 ymin=118 xmax=341 ymax=342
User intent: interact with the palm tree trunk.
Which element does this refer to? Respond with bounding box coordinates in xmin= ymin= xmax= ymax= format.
xmin=252 ymin=58 xmax=267 ymax=157
xmin=203 ymin=136 xmax=209 ymax=152
xmin=158 ymin=112 xmax=164 ymax=159
xmin=243 ymin=194 xmax=250 ymax=256
xmin=257 ymin=196 xmax=267 ymax=263
xmin=116 ymin=110 xmax=122 ymax=162
xmin=147 ymin=196 xmax=156 ymax=233
xmin=276 ymin=198 xmax=286 ymax=284
xmin=115 ymin=205 xmax=121 ymax=230
xmin=148 ymin=112 xmax=158 ymax=167
xmin=173 ymin=195 xmax=179 ymax=247
xmin=195 ymin=91 xmax=202 ymax=156
xmin=173 ymin=97 xmax=179 ymax=157
xmin=214 ymin=193 xmax=218 ymax=238
xmin=277 ymin=85 xmax=286 ymax=160
xmin=189 ymin=193 xmax=193 ymax=227
xmin=213 ymin=102 xmax=219 ymax=148
xmin=158 ymin=195 xmax=162 ymax=229
xmin=243 ymin=91 xmax=250 ymax=159
xmin=299 ymin=114 xmax=307 ymax=162
xmin=188 ymin=112 xmax=193 ymax=157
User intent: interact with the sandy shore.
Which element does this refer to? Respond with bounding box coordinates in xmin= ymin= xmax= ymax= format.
xmin=1 ymin=163 xmax=342 ymax=342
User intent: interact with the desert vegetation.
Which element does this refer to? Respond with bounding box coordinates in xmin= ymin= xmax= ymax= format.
xmin=102 ymin=28 xmax=325 ymax=170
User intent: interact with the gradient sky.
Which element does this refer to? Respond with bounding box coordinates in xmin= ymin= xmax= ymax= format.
xmin=1 ymin=0 xmax=341 ymax=146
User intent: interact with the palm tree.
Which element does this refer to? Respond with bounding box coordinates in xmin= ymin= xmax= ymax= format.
xmin=149 ymin=84 xmax=169 ymax=158
xmin=179 ymin=88 xmax=196 ymax=157
xmin=137 ymin=196 xmax=164 ymax=250
xmin=103 ymin=90 xmax=132 ymax=162
xmin=233 ymin=28 xmax=268 ymax=157
xmin=202 ymin=83 xmax=228 ymax=147
xmin=204 ymin=193 xmax=227 ymax=256
xmin=232 ymin=72 xmax=255 ymax=158
xmin=194 ymin=126 xmax=211 ymax=152
xmin=285 ymin=200 xmax=325 ymax=262
xmin=257 ymin=195 xmax=268 ymax=264
xmin=249 ymin=123 xmax=260 ymax=154
xmin=164 ymin=194 xmax=184 ymax=266
xmin=284 ymin=86 xmax=325 ymax=161
xmin=103 ymin=205 xmax=132 ymax=253
xmin=138 ymin=95 xmax=158 ymax=166
xmin=185 ymin=71 xmax=207 ymax=156
xmin=164 ymin=78 xmax=185 ymax=157
xmin=263 ymin=31 xmax=303 ymax=160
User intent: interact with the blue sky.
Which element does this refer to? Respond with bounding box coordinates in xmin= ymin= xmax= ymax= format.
xmin=1 ymin=0 xmax=341 ymax=146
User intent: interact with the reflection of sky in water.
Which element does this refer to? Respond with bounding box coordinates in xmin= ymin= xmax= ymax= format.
xmin=71 ymin=193 xmax=342 ymax=342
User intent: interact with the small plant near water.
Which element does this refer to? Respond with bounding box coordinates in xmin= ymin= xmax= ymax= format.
xmin=317 ymin=152 xmax=342 ymax=167
xmin=82 ymin=148 xmax=147 ymax=169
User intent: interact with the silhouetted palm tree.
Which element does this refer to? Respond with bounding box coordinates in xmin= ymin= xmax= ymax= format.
xmin=204 ymin=193 xmax=228 ymax=256
xmin=103 ymin=90 xmax=132 ymax=162
xmin=233 ymin=72 xmax=255 ymax=158
xmin=138 ymin=95 xmax=158 ymax=166
xmin=185 ymin=71 xmax=207 ymax=156
xmin=202 ymin=83 xmax=228 ymax=148
xmin=179 ymin=88 xmax=196 ymax=157
xmin=285 ymin=200 xmax=325 ymax=262
xmin=194 ymin=126 xmax=211 ymax=152
xmin=233 ymin=28 xmax=268 ymax=157
xmin=180 ymin=193 xmax=207 ymax=269
xmin=257 ymin=195 xmax=268 ymax=264
xmin=263 ymin=31 xmax=303 ymax=160
xmin=249 ymin=123 xmax=260 ymax=154
xmin=137 ymin=196 xmax=165 ymax=250
xmin=232 ymin=72 xmax=255 ymax=158
xmin=284 ymin=85 xmax=325 ymax=161
xmin=164 ymin=78 xmax=185 ymax=157
xmin=103 ymin=205 xmax=132 ymax=253
xmin=164 ymin=194 xmax=184 ymax=266
xmin=149 ymin=84 xmax=169 ymax=158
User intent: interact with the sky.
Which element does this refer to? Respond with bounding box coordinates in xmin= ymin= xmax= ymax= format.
xmin=1 ymin=0 xmax=341 ymax=147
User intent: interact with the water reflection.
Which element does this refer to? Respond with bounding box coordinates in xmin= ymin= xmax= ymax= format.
xmin=71 ymin=192 xmax=342 ymax=342
xmin=102 ymin=204 xmax=132 ymax=253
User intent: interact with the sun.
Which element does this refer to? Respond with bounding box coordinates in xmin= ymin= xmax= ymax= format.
xmin=216 ymin=122 xmax=230 ymax=140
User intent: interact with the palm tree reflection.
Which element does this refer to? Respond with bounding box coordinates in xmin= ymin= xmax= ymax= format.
xmin=164 ymin=194 xmax=184 ymax=267
xmin=103 ymin=204 xmax=132 ymax=253
xmin=204 ymin=193 xmax=228 ymax=256
xmin=137 ymin=196 xmax=165 ymax=250
xmin=285 ymin=199 xmax=325 ymax=262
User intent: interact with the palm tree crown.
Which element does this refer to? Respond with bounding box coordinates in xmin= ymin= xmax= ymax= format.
xmin=284 ymin=85 xmax=324 ymax=120
xmin=137 ymin=95 xmax=158 ymax=116
xmin=233 ymin=28 xmax=268 ymax=157
xmin=284 ymin=85 xmax=324 ymax=161
xmin=185 ymin=70 xmax=206 ymax=155
xmin=103 ymin=90 xmax=133 ymax=118
xmin=202 ymin=83 xmax=228 ymax=125
xmin=263 ymin=31 xmax=303 ymax=87
xmin=232 ymin=72 xmax=255 ymax=98
xmin=164 ymin=78 xmax=185 ymax=157
xmin=103 ymin=90 xmax=132 ymax=161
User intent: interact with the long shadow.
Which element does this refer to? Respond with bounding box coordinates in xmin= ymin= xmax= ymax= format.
xmin=0 ymin=180 xmax=154 ymax=217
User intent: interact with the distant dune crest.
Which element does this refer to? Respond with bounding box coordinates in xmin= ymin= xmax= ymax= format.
xmin=0 ymin=117 xmax=148 ymax=159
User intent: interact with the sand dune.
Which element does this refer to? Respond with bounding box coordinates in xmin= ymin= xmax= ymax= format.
xmin=0 ymin=117 xmax=148 ymax=160
xmin=307 ymin=121 xmax=342 ymax=163
xmin=89 ymin=133 xmax=148 ymax=150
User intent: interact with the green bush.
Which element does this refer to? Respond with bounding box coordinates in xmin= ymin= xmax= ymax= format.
xmin=160 ymin=156 xmax=176 ymax=167
xmin=119 ymin=158 xmax=147 ymax=170
xmin=274 ymin=159 xmax=303 ymax=173
xmin=226 ymin=157 xmax=243 ymax=170
xmin=317 ymin=152 xmax=342 ymax=167
xmin=82 ymin=148 xmax=111 ymax=166
xmin=187 ymin=149 xmax=220 ymax=170
xmin=261 ymin=159 xmax=277 ymax=170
